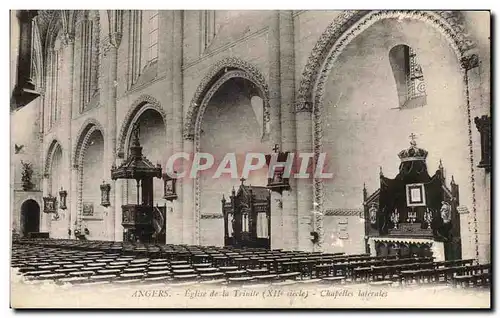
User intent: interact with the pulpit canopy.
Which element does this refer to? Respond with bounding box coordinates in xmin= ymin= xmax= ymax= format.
xmin=111 ymin=122 xmax=162 ymax=180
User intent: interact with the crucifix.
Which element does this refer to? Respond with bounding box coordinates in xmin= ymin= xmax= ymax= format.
xmin=240 ymin=177 xmax=246 ymax=185
xmin=409 ymin=133 xmax=417 ymax=146
xmin=132 ymin=122 xmax=141 ymax=141
xmin=272 ymin=144 xmax=280 ymax=153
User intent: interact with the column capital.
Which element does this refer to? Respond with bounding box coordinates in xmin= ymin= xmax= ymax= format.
xmin=295 ymin=98 xmax=313 ymax=113
xmin=460 ymin=54 xmax=479 ymax=71
xmin=107 ymin=10 xmax=124 ymax=48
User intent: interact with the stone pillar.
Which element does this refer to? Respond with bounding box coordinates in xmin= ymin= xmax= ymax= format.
xmin=278 ymin=10 xmax=297 ymax=251
xmin=267 ymin=10 xmax=284 ymax=250
xmin=295 ymin=105 xmax=314 ymax=252
xmin=170 ymin=10 xmax=184 ymax=245
xmin=182 ymin=137 xmax=194 ymax=244
xmin=41 ymin=176 xmax=50 ymax=233
xmin=270 ymin=191 xmax=284 ymax=250
xmin=114 ymin=179 xmax=123 ymax=241
xmin=70 ymin=166 xmax=79 ymax=238
xmin=61 ymin=33 xmax=75 ymax=238
xmin=107 ymin=10 xmax=123 ymax=242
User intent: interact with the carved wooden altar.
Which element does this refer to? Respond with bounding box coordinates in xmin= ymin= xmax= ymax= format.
xmin=222 ymin=179 xmax=271 ymax=249
xmin=363 ymin=137 xmax=461 ymax=261
xmin=111 ymin=123 xmax=162 ymax=243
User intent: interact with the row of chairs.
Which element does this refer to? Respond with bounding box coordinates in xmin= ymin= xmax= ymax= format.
xmin=12 ymin=238 xmax=489 ymax=289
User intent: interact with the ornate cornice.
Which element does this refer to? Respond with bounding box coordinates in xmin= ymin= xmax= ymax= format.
xmin=200 ymin=214 xmax=224 ymax=219
xmin=324 ymin=208 xmax=364 ymax=217
xmin=116 ymin=94 xmax=166 ymax=158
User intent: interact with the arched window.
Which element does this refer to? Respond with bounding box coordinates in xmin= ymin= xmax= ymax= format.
xmin=389 ymin=44 xmax=427 ymax=109
xmin=201 ymin=10 xmax=216 ymax=52
xmin=128 ymin=10 xmax=142 ymax=87
xmin=127 ymin=10 xmax=159 ymax=89
xmin=148 ymin=10 xmax=159 ymax=62
xmin=78 ymin=11 xmax=100 ymax=112
xmin=47 ymin=31 xmax=63 ymax=128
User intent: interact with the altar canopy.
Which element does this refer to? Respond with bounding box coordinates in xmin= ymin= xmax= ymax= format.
xmin=222 ymin=179 xmax=271 ymax=249
xmin=364 ymin=136 xmax=461 ymax=261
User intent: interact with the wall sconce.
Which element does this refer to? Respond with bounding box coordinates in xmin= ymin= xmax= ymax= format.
xmin=265 ymin=144 xmax=291 ymax=193
xmin=100 ymin=181 xmax=111 ymax=207
xmin=59 ymin=187 xmax=67 ymax=210
xmin=310 ymin=231 xmax=319 ymax=244
xmin=162 ymin=172 xmax=178 ymax=201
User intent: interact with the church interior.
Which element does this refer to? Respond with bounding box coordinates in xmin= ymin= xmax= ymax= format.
xmin=10 ymin=10 xmax=491 ymax=292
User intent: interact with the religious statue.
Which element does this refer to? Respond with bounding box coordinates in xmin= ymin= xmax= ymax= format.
xmin=20 ymin=160 xmax=34 ymax=191
xmin=132 ymin=122 xmax=141 ymax=142
xmin=440 ymin=201 xmax=451 ymax=224
xmin=369 ymin=204 xmax=377 ymax=225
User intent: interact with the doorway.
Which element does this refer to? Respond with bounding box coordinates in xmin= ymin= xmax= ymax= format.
xmin=20 ymin=199 xmax=40 ymax=237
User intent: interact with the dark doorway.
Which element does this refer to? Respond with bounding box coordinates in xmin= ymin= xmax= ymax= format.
xmin=20 ymin=199 xmax=40 ymax=237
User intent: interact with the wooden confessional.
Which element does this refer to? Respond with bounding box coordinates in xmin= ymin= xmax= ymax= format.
xmin=363 ymin=137 xmax=462 ymax=261
xmin=222 ymin=179 xmax=271 ymax=249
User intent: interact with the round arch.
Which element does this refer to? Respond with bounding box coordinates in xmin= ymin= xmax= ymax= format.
xmin=73 ymin=121 xmax=105 ymax=230
xmin=296 ymin=10 xmax=479 ymax=251
xmin=184 ymin=57 xmax=271 ymax=245
xmin=296 ymin=10 xmax=477 ymax=110
xmin=73 ymin=118 xmax=105 ymax=168
xmin=184 ymin=57 xmax=270 ymax=141
xmin=20 ymin=199 xmax=41 ymax=237
xmin=116 ymin=94 xmax=167 ymax=158
xmin=44 ymin=139 xmax=63 ymax=177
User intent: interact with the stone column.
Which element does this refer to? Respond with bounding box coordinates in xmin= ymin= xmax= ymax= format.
xmin=107 ymin=10 xmax=123 ymax=241
xmin=295 ymin=103 xmax=314 ymax=252
xmin=41 ymin=176 xmax=50 ymax=232
xmin=267 ymin=10 xmax=284 ymax=250
xmin=182 ymin=137 xmax=194 ymax=245
xmin=170 ymin=10 xmax=184 ymax=245
xmin=70 ymin=166 xmax=79 ymax=238
xmin=61 ymin=34 xmax=75 ymax=238
xmin=279 ymin=10 xmax=297 ymax=251
xmin=114 ymin=178 xmax=123 ymax=242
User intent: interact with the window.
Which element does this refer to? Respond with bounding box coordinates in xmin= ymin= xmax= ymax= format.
xmin=389 ymin=44 xmax=427 ymax=109
xmin=148 ymin=10 xmax=159 ymax=62
xmin=129 ymin=10 xmax=142 ymax=86
xmin=201 ymin=10 xmax=216 ymax=51
xmin=79 ymin=11 xmax=100 ymax=112
xmin=48 ymin=32 xmax=62 ymax=128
